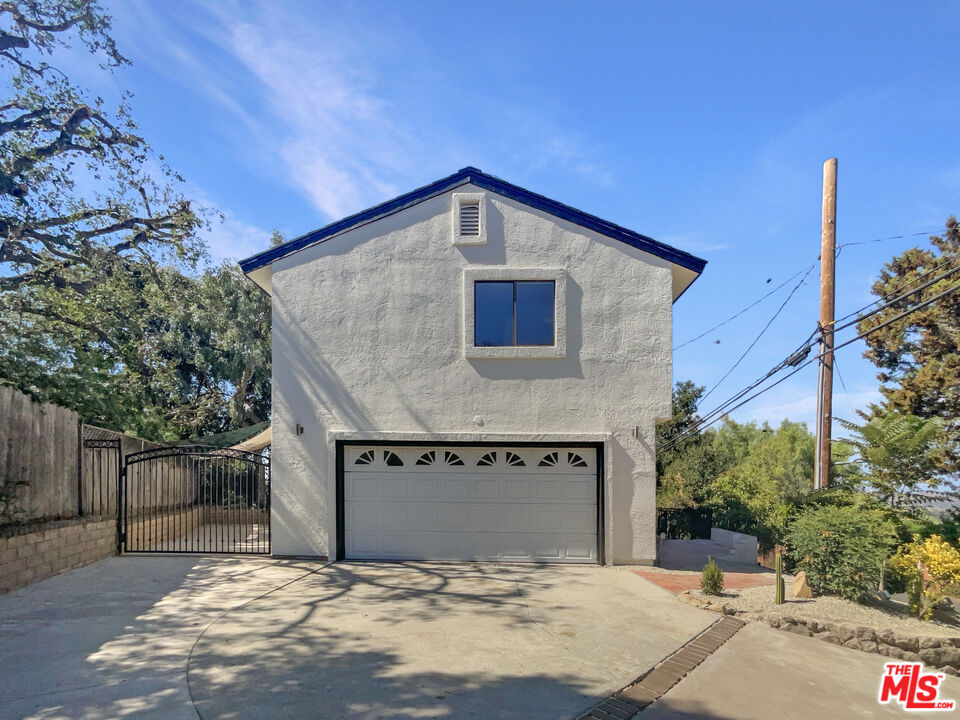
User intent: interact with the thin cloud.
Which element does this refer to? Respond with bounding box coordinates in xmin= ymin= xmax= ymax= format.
xmin=116 ymin=1 xmax=617 ymax=222
xmin=734 ymin=382 xmax=882 ymax=432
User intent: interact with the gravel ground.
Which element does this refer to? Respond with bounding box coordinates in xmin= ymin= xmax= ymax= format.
xmin=691 ymin=584 xmax=960 ymax=638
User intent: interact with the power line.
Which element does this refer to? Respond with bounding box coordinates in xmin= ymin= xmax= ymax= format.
xmin=672 ymin=266 xmax=812 ymax=351
xmin=658 ymin=277 xmax=960 ymax=453
xmin=832 ymin=354 xmax=857 ymax=419
xmin=692 ymin=259 xmax=960 ymax=432
xmin=832 ymin=256 xmax=960 ymax=328
xmin=673 ymin=227 xmax=944 ymax=353
xmin=698 ymin=263 xmax=817 ymax=404
xmin=831 ymin=261 xmax=960 ymax=334
xmin=835 ymin=229 xmax=940 ymax=254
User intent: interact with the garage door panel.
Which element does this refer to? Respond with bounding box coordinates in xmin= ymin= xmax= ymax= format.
xmin=411 ymin=477 xmax=437 ymax=497
xmin=566 ymin=478 xmax=595 ymax=500
xmin=381 ymin=478 xmax=409 ymax=498
xmin=441 ymin=477 xmax=470 ymax=497
xmin=504 ymin=478 xmax=531 ymax=498
xmin=347 ymin=476 xmax=379 ymax=498
xmin=344 ymin=445 xmax=598 ymax=563
xmin=471 ymin=503 xmax=499 ymax=529
xmin=474 ymin=477 xmax=499 ymax=497
xmin=438 ymin=504 xmax=470 ymax=529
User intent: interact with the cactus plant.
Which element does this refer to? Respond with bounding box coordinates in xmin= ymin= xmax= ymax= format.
xmin=775 ymin=551 xmax=785 ymax=604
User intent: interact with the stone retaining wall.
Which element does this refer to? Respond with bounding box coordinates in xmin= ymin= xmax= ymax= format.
xmin=753 ymin=613 xmax=960 ymax=674
xmin=678 ymin=590 xmax=960 ymax=675
xmin=0 ymin=518 xmax=117 ymax=594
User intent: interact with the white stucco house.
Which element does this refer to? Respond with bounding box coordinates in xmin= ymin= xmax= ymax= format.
xmin=240 ymin=167 xmax=705 ymax=565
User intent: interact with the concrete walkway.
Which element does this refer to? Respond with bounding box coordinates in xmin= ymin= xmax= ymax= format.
xmin=0 ymin=557 xmax=712 ymax=720
xmin=646 ymin=620 xmax=960 ymax=719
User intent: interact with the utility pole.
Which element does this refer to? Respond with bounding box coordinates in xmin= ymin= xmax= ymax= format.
xmin=814 ymin=158 xmax=837 ymax=490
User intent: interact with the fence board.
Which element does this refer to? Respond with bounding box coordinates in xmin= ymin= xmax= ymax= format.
xmin=0 ymin=385 xmax=79 ymax=522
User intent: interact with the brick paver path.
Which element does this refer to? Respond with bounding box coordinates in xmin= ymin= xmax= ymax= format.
xmin=632 ymin=570 xmax=774 ymax=594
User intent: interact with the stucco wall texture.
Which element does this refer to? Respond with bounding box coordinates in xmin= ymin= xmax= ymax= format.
xmin=270 ymin=184 xmax=673 ymax=563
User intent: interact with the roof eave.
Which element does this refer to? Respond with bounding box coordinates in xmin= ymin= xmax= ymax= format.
xmin=239 ymin=167 xmax=707 ymax=293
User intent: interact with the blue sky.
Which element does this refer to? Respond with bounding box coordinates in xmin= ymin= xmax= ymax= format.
xmin=92 ymin=1 xmax=959 ymax=431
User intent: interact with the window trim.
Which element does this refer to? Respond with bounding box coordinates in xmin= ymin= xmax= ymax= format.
xmin=452 ymin=192 xmax=487 ymax=246
xmin=463 ymin=267 xmax=567 ymax=359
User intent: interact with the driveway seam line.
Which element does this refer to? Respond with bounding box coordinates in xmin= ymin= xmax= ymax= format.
xmin=500 ymin=564 xmax=553 ymax=636
xmin=185 ymin=561 xmax=332 ymax=720
xmin=577 ymin=615 xmax=745 ymax=719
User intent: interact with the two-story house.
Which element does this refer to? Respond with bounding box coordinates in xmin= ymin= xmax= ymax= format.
xmin=240 ymin=167 xmax=705 ymax=565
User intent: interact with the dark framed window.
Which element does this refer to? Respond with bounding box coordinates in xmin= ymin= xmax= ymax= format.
xmin=475 ymin=280 xmax=555 ymax=347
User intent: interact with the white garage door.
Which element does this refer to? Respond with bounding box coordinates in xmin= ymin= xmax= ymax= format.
xmin=343 ymin=445 xmax=598 ymax=563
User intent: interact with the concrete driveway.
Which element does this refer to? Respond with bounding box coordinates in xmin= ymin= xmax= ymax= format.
xmin=0 ymin=556 xmax=712 ymax=720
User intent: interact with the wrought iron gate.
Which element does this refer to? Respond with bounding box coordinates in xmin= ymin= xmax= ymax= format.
xmin=121 ymin=446 xmax=270 ymax=554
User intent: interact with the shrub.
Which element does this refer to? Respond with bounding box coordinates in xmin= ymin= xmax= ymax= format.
xmin=701 ymin=556 xmax=724 ymax=595
xmin=890 ymin=535 xmax=960 ymax=620
xmin=785 ymin=503 xmax=898 ymax=602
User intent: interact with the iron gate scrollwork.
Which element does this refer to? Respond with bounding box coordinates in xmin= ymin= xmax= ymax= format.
xmin=121 ymin=446 xmax=270 ymax=554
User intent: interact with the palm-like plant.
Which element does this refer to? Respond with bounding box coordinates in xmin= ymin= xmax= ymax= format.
xmin=837 ymin=411 xmax=949 ymax=508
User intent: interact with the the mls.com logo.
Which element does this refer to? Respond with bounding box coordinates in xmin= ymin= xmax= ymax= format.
xmin=879 ymin=663 xmax=956 ymax=711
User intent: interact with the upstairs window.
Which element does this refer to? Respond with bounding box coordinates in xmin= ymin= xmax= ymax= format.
xmin=475 ymin=280 xmax=555 ymax=347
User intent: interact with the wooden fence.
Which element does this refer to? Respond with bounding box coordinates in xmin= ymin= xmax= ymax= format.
xmin=0 ymin=385 xmax=79 ymax=522
xmin=0 ymin=386 xmax=174 ymax=524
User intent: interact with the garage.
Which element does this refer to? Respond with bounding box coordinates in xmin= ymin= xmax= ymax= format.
xmin=340 ymin=444 xmax=600 ymax=563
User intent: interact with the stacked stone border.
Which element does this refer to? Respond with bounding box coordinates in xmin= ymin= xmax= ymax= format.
xmin=0 ymin=517 xmax=117 ymax=595
xmin=678 ymin=590 xmax=960 ymax=676
xmin=577 ymin=616 xmax=744 ymax=719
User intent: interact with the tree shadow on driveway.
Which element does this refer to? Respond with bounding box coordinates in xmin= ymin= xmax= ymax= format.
xmin=187 ymin=562 xmax=710 ymax=720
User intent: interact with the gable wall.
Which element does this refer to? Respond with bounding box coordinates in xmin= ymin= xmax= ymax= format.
xmin=270 ymin=184 xmax=673 ymax=562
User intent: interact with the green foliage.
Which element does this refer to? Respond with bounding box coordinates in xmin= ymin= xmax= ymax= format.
xmin=658 ymin=440 xmax=726 ymax=509
xmin=706 ymin=420 xmax=815 ymax=550
xmin=785 ymin=502 xmax=898 ymax=602
xmin=656 ymin=380 xmax=706 ymax=476
xmin=837 ymin=411 xmax=947 ymax=507
xmin=0 ymin=2 xmax=273 ymax=440
xmin=859 ymin=218 xmax=960 ymax=472
xmin=700 ymin=556 xmax=724 ymax=595
xmin=900 ymin=511 xmax=960 ymax=546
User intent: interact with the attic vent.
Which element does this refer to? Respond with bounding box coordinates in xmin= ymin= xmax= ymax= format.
xmin=459 ymin=202 xmax=480 ymax=235
xmin=452 ymin=193 xmax=485 ymax=245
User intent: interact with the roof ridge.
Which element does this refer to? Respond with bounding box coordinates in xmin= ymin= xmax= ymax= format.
xmin=239 ymin=168 xmax=706 ymax=275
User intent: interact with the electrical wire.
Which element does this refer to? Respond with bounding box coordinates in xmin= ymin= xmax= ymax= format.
xmin=674 ymin=227 xmax=943 ymax=353
xmin=831 ymin=260 xmax=960 ymax=334
xmin=690 ymin=259 xmax=960 ymax=430
xmin=831 ymin=256 xmax=960 ymax=329
xmin=832 ymin=354 xmax=857 ymax=419
xmin=698 ymin=263 xmax=817 ymax=404
xmin=658 ymin=278 xmax=960 ymax=453
xmin=835 ymin=229 xmax=940 ymax=254
xmin=672 ymin=266 xmax=812 ymax=351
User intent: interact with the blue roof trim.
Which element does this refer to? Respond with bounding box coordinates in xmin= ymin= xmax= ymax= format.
xmin=239 ymin=167 xmax=707 ymax=275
